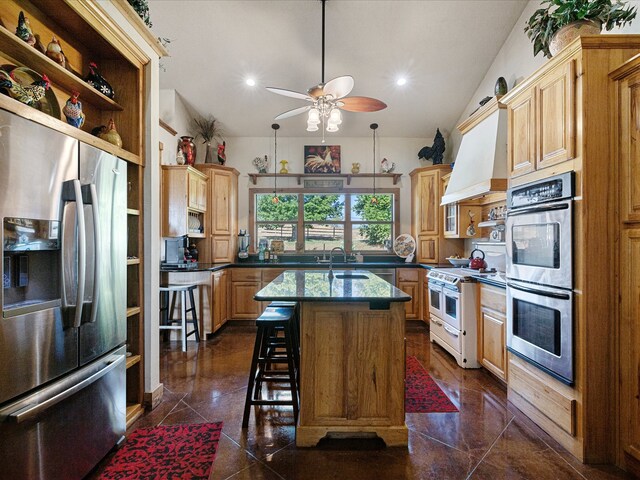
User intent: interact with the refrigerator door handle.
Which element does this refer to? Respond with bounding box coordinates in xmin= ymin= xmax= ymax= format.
xmin=74 ymin=180 xmax=87 ymax=328
xmin=89 ymin=183 xmax=100 ymax=324
xmin=5 ymin=354 xmax=124 ymax=424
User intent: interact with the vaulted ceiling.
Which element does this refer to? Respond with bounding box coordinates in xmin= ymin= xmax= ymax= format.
xmin=151 ymin=0 xmax=528 ymax=138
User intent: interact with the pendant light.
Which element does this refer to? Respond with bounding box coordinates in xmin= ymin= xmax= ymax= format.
xmin=272 ymin=123 xmax=280 ymax=204
xmin=370 ymin=123 xmax=378 ymax=204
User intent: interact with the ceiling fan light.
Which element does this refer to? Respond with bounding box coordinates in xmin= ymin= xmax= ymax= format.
xmin=307 ymin=122 xmax=319 ymax=132
xmin=329 ymin=108 xmax=342 ymax=125
xmin=326 ymin=122 xmax=339 ymax=133
xmin=308 ymin=108 xmax=320 ymax=123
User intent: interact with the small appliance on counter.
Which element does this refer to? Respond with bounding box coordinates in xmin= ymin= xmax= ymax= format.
xmin=162 ymin=235 xmax=198 ymax=270
xmin=238 ymin=229 xmax=250 ymax=260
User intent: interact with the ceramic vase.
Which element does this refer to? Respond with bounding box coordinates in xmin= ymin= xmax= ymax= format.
xmin=204 ymin=143 xmax=214 ymax=163
xmin=494 ymin=77 xmax=508 ymax=96
xmin=549 ymin=20 xmax=601 ymax=57
xmin=179 ymin=136 xmax=196 ymax=166
xmin=279 ymin=160 xmax=289 ymax=174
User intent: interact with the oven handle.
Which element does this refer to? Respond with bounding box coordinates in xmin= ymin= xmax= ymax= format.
xmin=507 ymin=282 xmax=571 ymax=300
xmin=508 ymin=202 xmax=569 ymax=217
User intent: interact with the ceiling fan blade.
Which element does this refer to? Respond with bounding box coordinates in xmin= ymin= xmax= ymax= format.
xmin=323 ymin=75 xmax=354 ymax=99
xmin=274 ymin=105 xmax=312 ymax=120
xmin=266 ymin=87 xmax=313 ymax=101
xmin=338 ymin=96 xmax=387 ymax=112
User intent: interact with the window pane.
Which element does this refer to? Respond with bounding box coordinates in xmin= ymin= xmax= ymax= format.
xmin=256 ymin=194 xmax=298 ymax=222
xmin=351 ymin=194 xmax=392 ymax=221
xmin=351 ymin=224 xmax=392 ymax=252
xmin=257 ymin=224 xmax=297 ymax=251
xmin=304 ymin=223 xmax=344 ymax=251
xmin=303 ymin=194 xmax=345 ymax=221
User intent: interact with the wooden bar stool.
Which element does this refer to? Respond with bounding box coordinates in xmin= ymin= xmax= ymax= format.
xmin=159 ymin=284 xmax=200 ymax=352
xmin=242 ymin=305 xmax=299 ymax=428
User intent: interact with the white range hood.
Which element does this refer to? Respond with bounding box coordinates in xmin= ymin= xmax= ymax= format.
xmin=441 ymin=98 xmax=507 ymax=205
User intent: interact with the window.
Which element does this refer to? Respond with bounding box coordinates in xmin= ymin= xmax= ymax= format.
xmin=253 ymin=189 xmax=398 ymax=253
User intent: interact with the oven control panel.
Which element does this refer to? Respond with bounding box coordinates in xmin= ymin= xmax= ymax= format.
xmin=508 ymin=171 xmax=574 ymax=209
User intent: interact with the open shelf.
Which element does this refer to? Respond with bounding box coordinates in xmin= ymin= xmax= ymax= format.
xmin=127 ymin=258 xmax=140 ymax=265
xmin=126 ymin=354 xmax=141 ymax=369
xmin=127 ymin=208 xmax=140 ymax=216
xmin=248 ymin=172 xmax=403 ymax=185
xmin=126 ymin=306 xmax=141 ymax=317
xmin=126 ymin=403 xmax=144 ymax=427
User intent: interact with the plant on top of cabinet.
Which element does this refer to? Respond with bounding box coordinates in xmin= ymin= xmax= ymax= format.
xmin=525 ymin=0 xmax=637 ymax=58
xmin=191 ymin=114 xmax=224 ymax=164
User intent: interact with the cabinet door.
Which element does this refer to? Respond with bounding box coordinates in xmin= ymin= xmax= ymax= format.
xmin=230 ymin=281 xmax=262 ymax=319
xmin=197 ymin=178 xmax=207 ymax=211
xmin=508 ymin=87 xmax=536 ymax=178
xmin=620 ymin=228 xmax=640 ymax=463
xmin=188 ymin=172 xmax=199 ymax=210
xmin=619 ymin=72 xmax=640 ymax=223
xmin=417 ymin=236 xmax=437 ymax=263
xmin=422 ymin=281 xmax=429 ymax=324
xmin=212 ymin=172 xmax=233 ymax=235
xmin=212 ymin=270 xmax=228 ymax=332
xmin=443 ymin=203 xmax=458 ymax=237
xmin=537 ymin=60 xmax=575 ymax=170
xmin=417 ymin=171 xmax=439 ymax=235
xmin=480 ymin=308 xmax=506 ymax=381
xmin=212 ymin=235 xmax=233 ymax=262
xmin=397 ymin=281 xmax=419 ymax=320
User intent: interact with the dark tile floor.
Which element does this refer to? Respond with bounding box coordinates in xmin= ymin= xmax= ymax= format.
xmin=89 ymin=323 xmax=633 ymax=480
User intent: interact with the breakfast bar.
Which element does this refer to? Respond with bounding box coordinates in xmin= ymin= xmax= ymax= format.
xmin=255 ymin=270 xmax=411 ymax=447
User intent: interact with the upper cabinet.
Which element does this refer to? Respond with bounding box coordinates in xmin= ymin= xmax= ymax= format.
xmin=409 ymin=165 xmax=464 ymax=263
xmin=0 ymin=0 xmax=153 ymax=165
xmin=504 ymin=59 xmax=575 ymax=179
xmin=161 ymin=166 xmax=208 ymax=238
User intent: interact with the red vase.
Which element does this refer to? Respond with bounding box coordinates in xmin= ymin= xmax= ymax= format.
xmin=179 ymin=136 xmax=197 ymax=166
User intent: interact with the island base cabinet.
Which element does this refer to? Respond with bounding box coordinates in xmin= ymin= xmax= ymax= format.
xmin=297 ymin=302 xmax=407 ymax=447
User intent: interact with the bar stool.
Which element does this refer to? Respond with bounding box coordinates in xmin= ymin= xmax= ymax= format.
xmin=159 ymin=284 xmax=200 ymax=352
xmin=242 ymin=305 xmax=299 ymax=428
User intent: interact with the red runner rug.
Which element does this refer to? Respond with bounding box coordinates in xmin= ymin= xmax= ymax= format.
xmin=405 ymin=356 xmax=458 ymax=413
xmin=98 ymin=422 xmax=223 ymax=480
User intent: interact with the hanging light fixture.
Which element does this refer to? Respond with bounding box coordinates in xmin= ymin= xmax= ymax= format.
xmin=272 ymin=123 xmax=280 ymax=204
xmin=370 ymin=123 xmax=378 ymax=205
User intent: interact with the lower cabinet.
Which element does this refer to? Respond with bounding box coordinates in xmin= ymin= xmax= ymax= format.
xmin=478 ymin=283 xmax=507 ymax=382
xmin=396 ymin=269 xmax=422 ymax=320
xmin=230 ymin=269 xmax=262 ymax=319
xmin=211 ymin=270 xmax=228 ymax=332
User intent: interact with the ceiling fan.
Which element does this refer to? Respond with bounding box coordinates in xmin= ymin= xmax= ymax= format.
xmin=266 ymin=0 xmax=387 ymax=134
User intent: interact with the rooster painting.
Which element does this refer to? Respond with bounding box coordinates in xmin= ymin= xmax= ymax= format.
xmin=418 ymin=128 xmax=446 ymax=165
xmin=304 ymin=145 xmax=341 ymax=173
xmin=63 ymin=91 xmax=85 ymax=128
xmin=0 ymin=71 xmax=50 ymax=108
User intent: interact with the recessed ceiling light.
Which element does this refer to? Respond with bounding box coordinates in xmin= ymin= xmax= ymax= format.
xmin=246 ymin=78 xmax=256 ymax=87
xmin=396 ymin=77 xmax=407 ymax=86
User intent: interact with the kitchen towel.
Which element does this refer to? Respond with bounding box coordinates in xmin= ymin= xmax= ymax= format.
xmin=405 ymin=356 xmax=458 ymax=413
xmin=97 ymin=421 xmax=223 ymax=480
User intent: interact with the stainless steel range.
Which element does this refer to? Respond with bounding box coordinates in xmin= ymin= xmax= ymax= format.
xmin=427 ymin=268 xmax=481 ymax=368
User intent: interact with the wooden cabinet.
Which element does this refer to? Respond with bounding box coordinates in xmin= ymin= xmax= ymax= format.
xmin=443 ymin=203 xmax=483 ymax=239
xmin=0 ymin=0 xmax=160 ymax=428
xmin=161 ymin=166 xmax=207 ymax=239
xmin=396 ymin=269 xmax=421 ymax=320
xmin=478 ymin=283 xmax=506 ymax=382
xmin=506 ymin=60 xmax=575 ymax=178
xmin=211 ymin=270 xmax=228 ymax=332
xmin=409 ymin=165 xmax=464 ymax=263
xmin=195 ymin=165 xmax=239 ymax=263
xmin=229 ymin=268 xmax=262 ymax=319
xmin=503 ymin=37 xmax=640 ymax=465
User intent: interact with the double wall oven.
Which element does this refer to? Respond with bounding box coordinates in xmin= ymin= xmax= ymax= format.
xmin=506 ymin=172 xmax=574 ymax=384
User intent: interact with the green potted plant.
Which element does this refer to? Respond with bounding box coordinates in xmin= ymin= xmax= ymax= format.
xmin=525 ymin=0 xmax=637 ymax=58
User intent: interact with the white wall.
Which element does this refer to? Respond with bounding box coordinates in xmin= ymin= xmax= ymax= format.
xmin=159 ymin=89 xmax=196 ymax=164
xmin=450 ymin=0 xmax=640 ymax=160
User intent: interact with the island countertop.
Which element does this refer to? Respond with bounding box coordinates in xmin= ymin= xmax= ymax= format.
xmin=254 ymin=269 xmax=411 ymax=303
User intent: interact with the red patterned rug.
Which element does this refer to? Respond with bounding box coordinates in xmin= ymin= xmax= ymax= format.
xmin=405 ymin=356 xmax=458 ymax=413
xmin=98 ymin=422 xmax=223 ymax=480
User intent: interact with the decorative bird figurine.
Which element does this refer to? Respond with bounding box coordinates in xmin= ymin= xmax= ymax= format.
xmin=34 ymin=34 xmax=46 ymax=54
xmin=63 ymin=91 xmax=85 ymax=128
xmin=0 ymin=71 xmax=50 ymax=107
xmin=418 ymin=128 xmax=446 ymax=165
xmin=85 ymin=62 xmax=115 ymax=99
xmin=381 ymin=158 xmax=395 ymax=173
xmin=99 ymin=119 xmax=123 ymax=148
xmin=15 ymin=11 xmax=35 ymax=47
xmin=46 ymin=36 xmax=66 ymax=67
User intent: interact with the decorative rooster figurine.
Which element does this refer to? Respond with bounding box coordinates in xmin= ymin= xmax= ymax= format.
xmin=46 ymin=36 xmax=66 ymax=68
xmin=85 ymin=62 xmax=115 ymax=99
xmin=418 ymin=128 xmax=446 ymax=165
xmin=63 ymin=91 xmax=85 ymax=128
xmin=0 ymin=71 xmax=50 ymax=107
xmin=15 ymin=11 xmax=36 ymax=47
xmin=98 ymin=119 xmax=123 ymax=148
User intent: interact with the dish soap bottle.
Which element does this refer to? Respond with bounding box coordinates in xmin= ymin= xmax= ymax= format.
xmin=258 ymin=244 xmax=265 ymax=262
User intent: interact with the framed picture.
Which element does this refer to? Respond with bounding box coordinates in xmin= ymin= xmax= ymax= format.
xmin=304 ymin=145 xmax=341 ymax=173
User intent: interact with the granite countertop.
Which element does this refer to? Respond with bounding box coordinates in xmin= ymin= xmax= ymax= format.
xmin=161 ymin=260 xmax=435 ymax=272
xmin=254 ymin=269 xmax=411 ymax=303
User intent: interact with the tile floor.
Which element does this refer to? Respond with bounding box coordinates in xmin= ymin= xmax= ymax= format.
xmin=88 ymin=323 xmax=633 ymax=480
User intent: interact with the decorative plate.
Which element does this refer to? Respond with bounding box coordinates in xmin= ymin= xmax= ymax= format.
xmin=393 ymin=234 xmax=416 ymax=258
xmin=0 ymin=65 xmax=61 ymax=120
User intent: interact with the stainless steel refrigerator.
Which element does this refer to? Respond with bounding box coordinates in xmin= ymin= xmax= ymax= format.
xmin=0 ymin=109 xmax=127 ymax=479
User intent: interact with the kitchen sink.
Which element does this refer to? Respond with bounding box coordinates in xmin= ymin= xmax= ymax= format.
xmin=335 ymin=273 xmax=369 ymax=279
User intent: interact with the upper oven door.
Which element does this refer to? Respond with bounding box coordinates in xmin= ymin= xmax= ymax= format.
xmin=506 ymin=200 xmax=572 ymax=289
xmin=427 ymin=280 xmax=443 ymax=318
xmin=442 ymin=287 xmax=461 ymax=330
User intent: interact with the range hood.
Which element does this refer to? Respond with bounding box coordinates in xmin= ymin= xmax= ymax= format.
xmin=441 ymin=97 xmax=507 ymax=205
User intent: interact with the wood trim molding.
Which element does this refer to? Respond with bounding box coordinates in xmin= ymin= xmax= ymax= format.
xmin=159 ymin=119 xmax=177 ymax=136
xmin=110 ymin=0 xmax=170 ymax=57
xmin=457 ymin=96 xmax=506 ymax=134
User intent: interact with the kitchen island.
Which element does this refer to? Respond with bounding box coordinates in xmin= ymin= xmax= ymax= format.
xmin=255 ymin=270 xmax=411 ymax=447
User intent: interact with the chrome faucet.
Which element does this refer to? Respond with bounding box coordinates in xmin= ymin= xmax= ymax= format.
xmin=328 ymin=246 xmax=346 ymax=280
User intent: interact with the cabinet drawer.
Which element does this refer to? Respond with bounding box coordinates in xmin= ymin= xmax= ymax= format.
xmin=480 ymin=284 xmax=506 ymax=314
xmin=397 ymin=269 xmax=419 ymax=282
xmin=430 ymin=315 xmax=462 ymax=353
xmin=231 ymin=269 xmax=261 ymax=281
xmin=262 ymin=268 xmax=285 ymax=283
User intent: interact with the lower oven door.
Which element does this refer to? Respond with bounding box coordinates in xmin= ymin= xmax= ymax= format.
xmin=427 ymin=281 xmax=443 ymax=318
xmin=506 ymin=279 xmax=573 ymax=384
xmin=442 ymin=287 xmax=461 ymax=330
